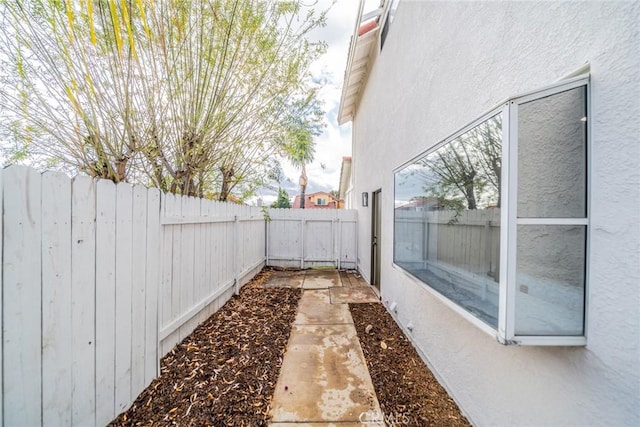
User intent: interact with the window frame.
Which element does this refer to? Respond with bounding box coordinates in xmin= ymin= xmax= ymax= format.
xmin=503 ymin=76 xmax=590 ymax=346
xmin=392 ymin=75 xmax=590 ymax=346
xmin=380 ymin=0 xmax=401 ymax=51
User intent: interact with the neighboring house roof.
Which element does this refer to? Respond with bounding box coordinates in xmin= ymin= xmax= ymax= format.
xmin=337 ymin=1 xmax=386 ymax=125
xmin=338 ymin=156 xmax=352 ymax=201
xmin=292 ymin=191 xmax=339 ymax=209
xmin=396 ymin=197 xmax=443 ymax=211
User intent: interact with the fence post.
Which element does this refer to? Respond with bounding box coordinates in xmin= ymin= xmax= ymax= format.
xmin=300 ymin=218 xmax=305 ymax=269
xmin=265 ymin=214 xmax=269 ymax=266
xmin=0 ymin=167 xmax=3 ymax=427
xmin=483 ymin=219 xmax=492 ymax=301
xmin=355 ymin=216 xmax=359 ymax=273
xmin=337 ymin=218 xmax=342 ymax=270
xmin=423 ymin=213 xmax=429 ymax=269
xmin=234 ymin=214 xmax=240 ymax=294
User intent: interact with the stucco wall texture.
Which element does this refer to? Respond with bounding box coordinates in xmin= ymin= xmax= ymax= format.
xmin=350 ymin=2 xmax=639 ymax=425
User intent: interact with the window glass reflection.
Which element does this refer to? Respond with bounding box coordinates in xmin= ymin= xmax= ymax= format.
xmin=518 ymin=87 xmax=587 ymax=218
xmin=394 ymin=114 xmax=502 ymax=328
xmin=515 ymin=225 xmax=586 ymax=336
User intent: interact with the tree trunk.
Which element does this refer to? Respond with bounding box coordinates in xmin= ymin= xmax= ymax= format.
xmin=464 ymin=181 xmax=477 ymax=210
xmin=299 ymin=163 xmax=308 ymax=209
xmin=219 ymin=166 xmax=235 ymax=201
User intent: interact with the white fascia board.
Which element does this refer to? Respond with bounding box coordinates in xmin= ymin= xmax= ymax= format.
xmin=338 ymin=0 xmax=381 ymax=125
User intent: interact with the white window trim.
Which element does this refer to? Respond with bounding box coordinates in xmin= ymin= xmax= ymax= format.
xmin=392 ymin=74 xmax=590 ymax=346
xmin=505 ymin=75 xmax=590 ymax=346
xmin=392 ymin=263 xmax=499 ymax=339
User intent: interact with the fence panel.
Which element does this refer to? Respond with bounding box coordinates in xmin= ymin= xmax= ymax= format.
xmin=305 ymin=220 xmax=333 ymax=262
xmin=160 ymin=193 xmax=181 ymax=356
xmin=339 ymin=214 xmax=358 ymax=269
xmin=144 ymin=188 xmax=161 ymax=385
xmin=268 ymin=210 xmax=302 ymax=265
xmin=0 ymin=167 xmax=3 ymax=427
xmin=195 ymin=198 xmax=206 ymax=323
xmin=115 ymin=183 xmax=133 ymax=412
xmin=3 ymin=165 xmax=42 ymax=427
xmin=395 ymin=209 xmax=500 ymax=279
xmin=267 ymin=208 xmax=357 ymax=269
xmin=157 ymin=196 xmax=266 ymax=358
xmin=71 ymin=176 xmax=97 ymax=426
xmin=95 ymin=179 xmax=117 ymax=425
xmin=131 ymin=185 xmax=148 ymax=400
xmin=41 ymin=171 xmax=72 ymax=426
xmin=1 ymin=166 xmax=356 ymax=426
xmin=205 ymin=200 xmax=215 ymax=322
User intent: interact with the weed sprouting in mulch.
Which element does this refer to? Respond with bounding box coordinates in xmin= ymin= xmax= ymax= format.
xmin=350 ymin=303 xmax=471 ymax=427
xmin=110 ymin=269 xmax=301 ymax=426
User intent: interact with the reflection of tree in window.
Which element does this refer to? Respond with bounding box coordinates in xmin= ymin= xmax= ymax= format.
xmin=393 ymin=114 xmax=503 ymax=328
xmin=416 ymin=115 xmax=502 ymax=213
xmin=471 ymin=116 xmax=502 ymax=207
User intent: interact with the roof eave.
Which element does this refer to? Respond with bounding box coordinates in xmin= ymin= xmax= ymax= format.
xmin=338 ymin=157 xmax=352 ymax=198
xmin=337 ymin=1 xmax=383 ymax=125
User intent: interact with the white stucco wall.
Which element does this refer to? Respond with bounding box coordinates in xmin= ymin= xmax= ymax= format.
xmin=350 ymin=1 xmax=640 ymax=425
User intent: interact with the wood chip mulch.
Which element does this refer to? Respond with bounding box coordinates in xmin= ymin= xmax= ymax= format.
xmin=350 ymin=303 xmax=471 ymax=427
xmin=109 ymin=269 xmax=301 ymax=426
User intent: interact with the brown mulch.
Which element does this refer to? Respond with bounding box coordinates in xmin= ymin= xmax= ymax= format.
xmin=109 ymin=269 xmax=301 ymax=426
xmin=350 ymin=303 xmax=471 ymax=427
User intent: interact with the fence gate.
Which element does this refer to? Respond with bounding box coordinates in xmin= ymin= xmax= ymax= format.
xmin=266 ymin=208 xmax=358 ymax=270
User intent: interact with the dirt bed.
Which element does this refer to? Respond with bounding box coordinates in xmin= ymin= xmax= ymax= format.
xmin=350 ymin=303 xmax=471 ymax=426
xmin=109 ymin=270 xmax=301 ymax=426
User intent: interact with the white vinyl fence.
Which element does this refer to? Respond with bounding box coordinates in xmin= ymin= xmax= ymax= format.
xmin=0 ymin=165 xmax=266 ymax=426
xmin=266 ymin=208 xmax=358 ymax=269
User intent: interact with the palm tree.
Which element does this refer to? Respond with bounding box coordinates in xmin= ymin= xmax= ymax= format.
xmin=285 ymin=132 xmax=315 ymax=209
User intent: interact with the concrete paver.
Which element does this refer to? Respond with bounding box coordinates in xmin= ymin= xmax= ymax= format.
xmin=294 ymin=290 xmax=353 ymax=325
xmin=269 ymin=423 xmax=372 ymax=427
xmin=264 ymin=270 xmax=305 ymax=288
xmin=269 ymin=324 xmax=379 ymax=423
xmin=269 ymin=423 xmax=368 ymax=427
xmin=338 ymin=270 xmax=367 ymax=287
xmin=330 ymin=287 xmax=379 ymax=304
xmin=302 ymin=269 xmax=341 ymax=289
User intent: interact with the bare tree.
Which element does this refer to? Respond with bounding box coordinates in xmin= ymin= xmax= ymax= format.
xmin=419 ymin=114 xmax=502 ymax=210
xmin=0 ymin=0 xmax=328 ymax=200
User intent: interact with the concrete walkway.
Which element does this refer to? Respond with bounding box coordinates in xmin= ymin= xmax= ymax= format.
xmin=265 ymin=269 xmax=381 ymax=426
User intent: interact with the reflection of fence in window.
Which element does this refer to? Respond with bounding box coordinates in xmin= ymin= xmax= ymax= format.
xmin=393 ymin=113 xmax=503 ymax=328
xmin=395 ymin=209 xmax=500 ymax=279
xmin=395 ymin=208 xmax=501 ymax=326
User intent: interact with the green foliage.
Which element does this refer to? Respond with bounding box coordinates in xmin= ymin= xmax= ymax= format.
xmin=260 ymin=204 xmax=271 ymax=222
xmin=270 ymin=187 xmax=291 ymax=208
